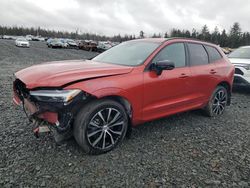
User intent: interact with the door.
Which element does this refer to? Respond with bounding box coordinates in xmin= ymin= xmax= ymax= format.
xmin=186 ymin=43 xmax=218 ymax=105
xmin=143 ymin=42 xmax=193 ymax=121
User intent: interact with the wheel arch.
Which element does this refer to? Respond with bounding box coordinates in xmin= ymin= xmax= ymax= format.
xmin=101 ymin=95 xmax=132 ymax=117
xmin=100 ymin=95 xmax=133 ymax=137
xmin=217 ymin=81 xmax=231 ymax=105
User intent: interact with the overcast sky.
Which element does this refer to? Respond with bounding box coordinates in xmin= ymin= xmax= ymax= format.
xmin=0 ymin=0 xmax=250 ymax=36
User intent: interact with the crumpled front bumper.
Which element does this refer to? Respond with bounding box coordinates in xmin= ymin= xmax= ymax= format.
xmin=13 ymin=79 xmax=90 ymax=140
xmin=13 ymin=94 xmax=58 ymax=124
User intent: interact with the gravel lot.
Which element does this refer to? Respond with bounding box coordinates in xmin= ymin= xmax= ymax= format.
xmin=0 ymin=39 xmax=250 ymax=187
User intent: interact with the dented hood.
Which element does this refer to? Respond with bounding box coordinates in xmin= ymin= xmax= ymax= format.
xmin=15 ymin=60 xmax=133 ymax=89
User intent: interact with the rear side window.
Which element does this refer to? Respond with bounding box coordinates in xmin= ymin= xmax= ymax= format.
xmin=187 ymin=43 xmax=209 ymax=66
xmin=152 ymin=43 xmax=186 ymax=68
xmin=205 ymin=45 xmax=222 ymax=62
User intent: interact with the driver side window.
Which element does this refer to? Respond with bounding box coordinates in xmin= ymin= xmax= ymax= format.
xmin=152 ymin=43 xmax=186 ymax=68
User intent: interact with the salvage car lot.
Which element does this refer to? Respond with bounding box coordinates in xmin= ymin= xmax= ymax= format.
xmin=0 ymin=39 xmax=250 ymax=187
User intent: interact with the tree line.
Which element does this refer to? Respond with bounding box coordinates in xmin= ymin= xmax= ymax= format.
xmin=162 ymin=22 xmax=250 ymax=48
xmin=1 ymin=22 xmax=249 ymax=48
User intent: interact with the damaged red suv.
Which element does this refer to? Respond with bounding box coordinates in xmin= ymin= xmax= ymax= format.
xmin=13 ymin=38 xmax=234 ymax=154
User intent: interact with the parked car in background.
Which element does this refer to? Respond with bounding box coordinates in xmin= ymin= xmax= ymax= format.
xmin=66 ymin=39 xmax=78 ymax=49
xmin=97 ymin=41 xmax=113 ymax=52
xmin=13 ymin=38 xmax=234 ymax=154
xmin=32 ymin=36 xmax=40 ymax=41
xmin=228 ymin=46 xmax=250 ymax=86
xmin=111 ymin=42 xmax=120 ymax=47
xmin=3 ymin=35 xmax=17 ymax=40
xmin=26 ymin=35 xmax=33 ymax=41
xmin=78 ymin=40 xmax=97 ymax=51
xmin=46 ymin=38 xmax=52 ymax=46
xmin=3 ymin=35 xmax=12 ymax=39
xmin=38 ymin=37 xmax=45 ymax=42
xmin=58 ymin=39 xmax=69 ymax=48
xmin=15 ymin=38 xmax=30 ymax=47
xmin=47 ymin=38 xmax=65 ymax=48
xmin=221 ymin=47 xmax=234 ymax=55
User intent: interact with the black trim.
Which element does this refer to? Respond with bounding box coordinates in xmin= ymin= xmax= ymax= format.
xmin=202 ymin=44 xmax=210 ymax=63
xmin=184 ymin=42 xmax=190 ymax=67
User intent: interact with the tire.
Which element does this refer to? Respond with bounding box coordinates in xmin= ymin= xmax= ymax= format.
xmin=204 ymin=86 xmax=228 ymax=117
xmin=73 ymin=99 xmax=128 ymax=155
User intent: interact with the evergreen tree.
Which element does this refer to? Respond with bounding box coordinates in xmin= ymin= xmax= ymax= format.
xmin=199 ymin=25 xmax=210 ymax=41
xmin=191 ymin=29 xmax=198 ymax=38
xmin=164 ymin=32 xmax=168 ymax=38
xmin=211 ymin=26 xmax=220 ymax=45
xmin=139 ymin=30 xmax=144 ymax=38
xmin=220 ymin=29 xmax=228 ymax=47
xmin=229 ymin=22 xmax=242 ymax=48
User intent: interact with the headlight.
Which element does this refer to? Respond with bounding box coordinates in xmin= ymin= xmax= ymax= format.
xmin=30 ymin=89 xmax=82 ymax=103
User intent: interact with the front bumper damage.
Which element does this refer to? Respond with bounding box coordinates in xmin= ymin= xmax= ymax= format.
xmin=13 ymin=79 xmax=91 ymax=142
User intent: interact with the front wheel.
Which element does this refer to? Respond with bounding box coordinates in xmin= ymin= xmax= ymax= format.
xmin=204 ymin=86 xmax=228 ymax=117
xmin=73 ymin=99 xmax=128 ymax=155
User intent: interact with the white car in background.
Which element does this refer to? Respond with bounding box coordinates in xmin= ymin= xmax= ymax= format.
xmin=228 ymin=46 xmax=250 ymax=86
xmin=15 ymin=38 xmax=30 ymax=48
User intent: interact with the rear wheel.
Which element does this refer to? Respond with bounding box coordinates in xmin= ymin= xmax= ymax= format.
xmin=204 ymin=86 xmax=228 ymax=117
xmin=73 ymin=99 xmax=128 ymax=155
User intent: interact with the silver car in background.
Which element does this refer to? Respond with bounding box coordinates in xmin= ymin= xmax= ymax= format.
xmin=228 ymin=46 xmax=250 ymax=86
xmin=15 ymin=38 xmax=30 ymax=47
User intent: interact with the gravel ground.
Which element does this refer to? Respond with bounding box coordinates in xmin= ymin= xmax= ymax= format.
xmin=0 ymin=39 xmax=250 ymax=187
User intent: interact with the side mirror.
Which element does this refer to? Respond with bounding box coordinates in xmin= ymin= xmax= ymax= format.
xmin=150 ymin=60 xmax=175 ymax=75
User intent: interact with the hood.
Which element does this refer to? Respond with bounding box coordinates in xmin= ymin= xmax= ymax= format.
xmin=228 ymin=58 xmax=250 ymax=65
xmin=15 ymin=60 xmax=133 ymax=89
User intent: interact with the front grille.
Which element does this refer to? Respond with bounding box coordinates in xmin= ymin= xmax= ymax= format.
xmin=235 ymin=68 xmax=244 ymax=75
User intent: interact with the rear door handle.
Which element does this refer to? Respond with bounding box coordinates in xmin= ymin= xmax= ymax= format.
xmin=210 ymin=69 xmax=217 ymax=74
xmin=179 ymin=73 xmax=189 ymax=78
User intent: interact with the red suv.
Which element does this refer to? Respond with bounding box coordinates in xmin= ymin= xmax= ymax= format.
xmin=13 ymin=38 xmax=234 ymax=154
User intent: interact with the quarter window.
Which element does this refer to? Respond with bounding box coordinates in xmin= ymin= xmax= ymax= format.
xmin=205 ymin=45 xmax=222 ymax=62
xmin=187 ymin=43 xmax=209 ymax=66
xmin=152 ymin=43 xmax=186 ymax=68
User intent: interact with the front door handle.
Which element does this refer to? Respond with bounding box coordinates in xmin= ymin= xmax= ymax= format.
xmin=179 ymin=73 xmax=189 ymax=78
xmin=210 ymin=69 xmax=217 ymax=74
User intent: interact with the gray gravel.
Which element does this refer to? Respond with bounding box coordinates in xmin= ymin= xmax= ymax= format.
xmin=0 ymin=39 xmax=250 ymax=187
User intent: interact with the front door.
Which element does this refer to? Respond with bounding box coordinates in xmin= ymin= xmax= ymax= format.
xmin=143 ymin=42 xmax=193 ymax=121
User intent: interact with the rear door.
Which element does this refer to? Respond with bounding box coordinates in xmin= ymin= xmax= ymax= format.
xmin=186 ymin=43 xmax=217 ymax=105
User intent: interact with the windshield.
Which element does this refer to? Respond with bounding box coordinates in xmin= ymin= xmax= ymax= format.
xmin=93 ymin=41 xmax=160 ymax=66
xmin=228 ymin=47 xmax=250 ymax=59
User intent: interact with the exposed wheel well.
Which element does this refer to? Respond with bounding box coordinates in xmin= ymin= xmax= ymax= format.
xmin=217 ymin=81 xmax=231 ymax=105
